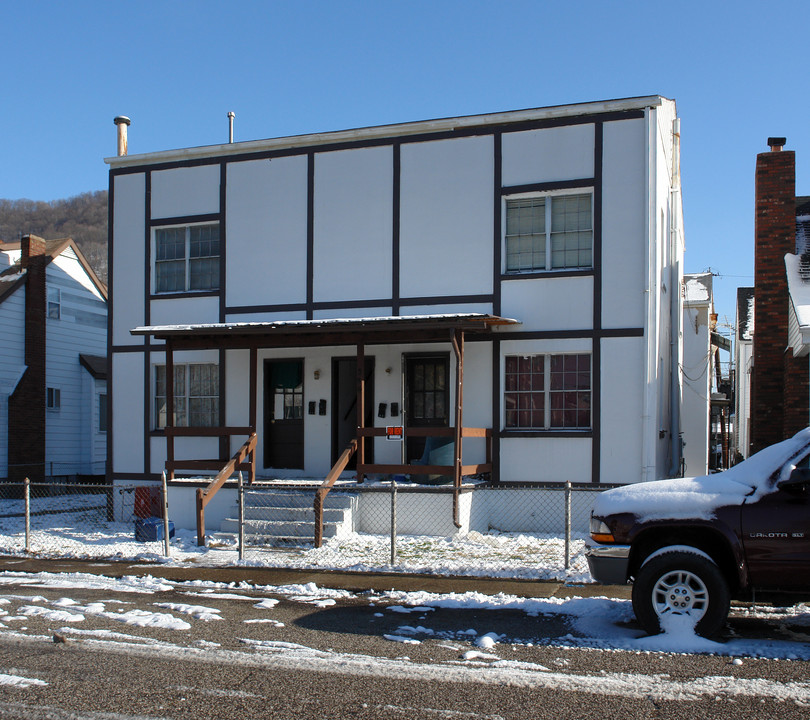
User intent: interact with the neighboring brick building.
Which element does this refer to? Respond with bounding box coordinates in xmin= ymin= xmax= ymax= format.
xmin=749 ymin=138 xmax=809 ymax=455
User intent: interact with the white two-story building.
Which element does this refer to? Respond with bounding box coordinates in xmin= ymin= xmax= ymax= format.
xmin=106 ymin=96 xmax=687 ymax=534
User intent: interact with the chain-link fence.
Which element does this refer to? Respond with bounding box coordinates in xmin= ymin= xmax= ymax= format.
xmin=0 ymin=481 xmax=169 ymax=559
xmin=0 ymin=478 xmax=614 ymax=582
xmin=236 ymin=481 xmax=614 ymax=581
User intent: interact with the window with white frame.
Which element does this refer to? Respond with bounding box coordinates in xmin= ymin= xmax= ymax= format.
xmin=47 ymin=287 xmax=61 ymax=319
xmin=154 ymin=363 xmax=219 ymax=428
xmin=46 ymin=387 xmax=61 ymax=411
xmin=504 ymin=354 xmax=591 ymax=430
xmin=505 ymin=193 xmax=592 ymax=272
xmin=154 ymin=223 xmax=220 ymax=293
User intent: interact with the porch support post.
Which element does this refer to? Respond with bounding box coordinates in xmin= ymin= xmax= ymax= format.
xmin=166 ymin=339 xmax=175 ymax=482
xmin=249 ymin=345 xmax=257 ymax=484
xmin=451 ymin=329 xmax=464 ymax=528
xmin=356 ymin=342 xmax=365 ymax=483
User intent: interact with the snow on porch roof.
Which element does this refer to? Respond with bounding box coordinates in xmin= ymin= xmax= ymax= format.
xmin=130 ymin=313 xmax=520 ymax=346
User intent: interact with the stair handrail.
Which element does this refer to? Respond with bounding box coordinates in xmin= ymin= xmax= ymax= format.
xmin=314 ymin=439 xmax=357 ymax=548
xmin=196 ymin=432 xmax=257 ymax=546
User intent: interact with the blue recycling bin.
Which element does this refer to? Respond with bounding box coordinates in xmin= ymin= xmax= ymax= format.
xmin=134 ymin=516 xmax=175 ymax=542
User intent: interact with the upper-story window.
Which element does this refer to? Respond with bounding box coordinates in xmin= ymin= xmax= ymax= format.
xmin=47 ymin=287 xmax=61 ymax=319
xmin=154 ymin=223 xmax=220 ymax=293
xmin=505 ymin=193 xmax=592 ymax=272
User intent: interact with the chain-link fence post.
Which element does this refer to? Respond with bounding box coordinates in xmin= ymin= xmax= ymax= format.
xmin=238 ymin=472 xmax=245 ymax=562
xmin=161 ymin=471 xmax=171 ymax=557
xmin=24 ymin=477 xmax=31 ymax=554
xmin=564 ymin=480 xmax=572 ymax=569
xmin=390 ymin=480 xmax=397 ymax=565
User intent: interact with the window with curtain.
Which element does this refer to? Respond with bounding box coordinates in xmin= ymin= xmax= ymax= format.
xmin=504 ymin=354 xmax=591 ymax=430
xmin=154 ymin=363 xmax=219 ymax=428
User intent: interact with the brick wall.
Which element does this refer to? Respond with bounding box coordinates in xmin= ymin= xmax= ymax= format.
xmin=751 ymin=149 xmax=802 ymax=453
xmin=8 ymin=235 xmax=47 ymax=483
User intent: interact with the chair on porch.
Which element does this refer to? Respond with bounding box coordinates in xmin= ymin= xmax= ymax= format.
xmin=410 ymin=435 xmax=454 ymax=485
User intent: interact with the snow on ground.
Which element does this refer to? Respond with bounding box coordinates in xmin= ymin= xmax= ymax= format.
xmin=0 ymin=497 xmax=592 ymax=581
xmin=3 ymin=570 xmax=810 ymax=663
xmin=3 ymin=573 xmax=810 ymax=705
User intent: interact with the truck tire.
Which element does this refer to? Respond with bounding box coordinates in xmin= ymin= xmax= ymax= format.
xmin=631 ymin=549 xmax=730 ymax=637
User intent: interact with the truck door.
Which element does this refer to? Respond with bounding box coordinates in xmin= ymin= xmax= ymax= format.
xmin=741 ymin=454 xmax=810 ymax=590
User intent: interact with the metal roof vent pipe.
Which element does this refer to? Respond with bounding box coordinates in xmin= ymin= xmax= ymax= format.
xmin=114 ymin=116 xmax=131 ymax=156
xmin=228 ymin=111 xmax=235 ymax=143
xmin=768 ymin=136 xmax=786 ymax=152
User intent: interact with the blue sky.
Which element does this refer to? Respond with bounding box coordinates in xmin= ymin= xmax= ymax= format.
xmin=2 ymin=1 xmax=809 ymax=325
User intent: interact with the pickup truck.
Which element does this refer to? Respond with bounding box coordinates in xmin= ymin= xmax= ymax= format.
xmin=586 ymin=428 xmax=810 ymax=637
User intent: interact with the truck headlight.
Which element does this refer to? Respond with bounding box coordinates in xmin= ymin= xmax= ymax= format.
xmin=589 ymin=516 xmax=615 ymax=544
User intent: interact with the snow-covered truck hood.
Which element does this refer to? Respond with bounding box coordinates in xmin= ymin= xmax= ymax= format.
xmin=592 ymin=428 xmax=810 ymax=523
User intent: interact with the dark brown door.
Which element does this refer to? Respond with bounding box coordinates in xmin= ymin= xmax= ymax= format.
xmin=332 ymin=356 xmax=374 ymax=469
xmin=264 ymin=359 xmax=304 ymax=470
xmin=405 ymin=354 xmax=449 ymax=463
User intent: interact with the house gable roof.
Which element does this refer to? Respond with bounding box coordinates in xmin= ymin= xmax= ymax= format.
xmin=0 ymin=236 xmax=107 ymax=303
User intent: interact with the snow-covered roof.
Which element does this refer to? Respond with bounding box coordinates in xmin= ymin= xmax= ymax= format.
xmin=683 ymin=273 xmax=712 ymax=306
xmin=593 ymin=427 xmax=810 ymax=522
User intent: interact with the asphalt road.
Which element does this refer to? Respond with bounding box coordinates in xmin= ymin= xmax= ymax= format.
xmin=1 ymin=561 xmax=810 ymax=719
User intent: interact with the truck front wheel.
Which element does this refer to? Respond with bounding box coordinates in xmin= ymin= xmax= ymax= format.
xmin=631 ymin=549 xmax=730 ymax=637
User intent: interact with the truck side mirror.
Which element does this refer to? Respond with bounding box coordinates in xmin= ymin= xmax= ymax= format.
xmin=780 ymin=467 xmax=810 ymax=492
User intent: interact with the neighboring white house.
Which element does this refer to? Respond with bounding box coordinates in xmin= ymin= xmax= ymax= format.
xmin=0 ymin=236 xmax=108 ymax=481
xmin=681 ymin=273 xmax=712 ymax=476
xmin=105 ymin=96 xmax=689 ymax=510
xmin=733 ymin=286 xmax=754 ymax=461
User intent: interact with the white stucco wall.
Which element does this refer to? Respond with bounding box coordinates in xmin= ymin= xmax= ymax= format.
xmin=151 ymin=165 xmax=220 ymax=219
xmin=225 ymin=156 xmax=308 ymax=308
xmin=112 ymin=173 xmax=145 ymax=346
xmin=314 ymin=146 xmax=393 ymax=303
xmin=112 ymin=352 xmax=145 ymax=475
xmin=599 ymin=336 xmax=645 ymax=483
xmin=400 ymin=136 xmax=493 ymax=299
xmin=500 ymin=276 xmax=593 ymax=332
xmin=502 ymin=124 xmax=595 ymax=186
xmin=601 ymin=118 xmax=647 ymax=331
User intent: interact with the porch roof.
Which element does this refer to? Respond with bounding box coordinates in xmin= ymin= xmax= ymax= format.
xmin=130 ymin=313 xmax=519 ymax=349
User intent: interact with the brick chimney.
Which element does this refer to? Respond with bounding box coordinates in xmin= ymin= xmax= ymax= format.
xmin=750 ymin=139 xmax=808 ymax=453
xmin=8 ymin=234 xmax=48 ymax=483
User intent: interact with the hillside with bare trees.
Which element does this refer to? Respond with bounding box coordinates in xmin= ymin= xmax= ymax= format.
xmin=0 ymin=191 xmax=107 ymax=283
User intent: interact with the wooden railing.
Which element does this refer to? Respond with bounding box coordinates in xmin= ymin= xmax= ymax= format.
xmin=314 ymin=439 xmax=357 ymax=548
xmin=355 ymin=426 xmax=492 ymax=478
xmin=193 ymin=432 xmax=257 ymax=546
xmin=314 ymin=427 xmax=491 ymax=543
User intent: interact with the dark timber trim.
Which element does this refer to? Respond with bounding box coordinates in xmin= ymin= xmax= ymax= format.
xmin=591 ymin=121 xmax=604 ymax=484
xmin=143 ymin=171 xmax=152 ymax=478
xmin=392 ymin=142 xmax=401 ymax=316
xmin=148 ymin=212 xmax=220 ymax=227
xmin=501 ymin=178 xmax=595 ymax=196
xmin=306 ymin=152 xmax=315 ymax=320
xmin=105 ymin=171 xmax=115 ymax=484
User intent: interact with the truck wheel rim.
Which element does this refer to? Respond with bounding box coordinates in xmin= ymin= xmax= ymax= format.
xmin=652 ymin=570 xmax=708 ymax=621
